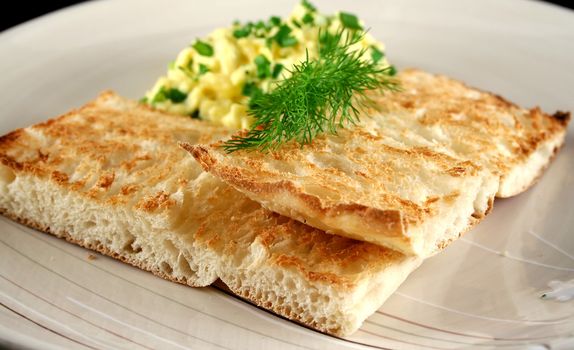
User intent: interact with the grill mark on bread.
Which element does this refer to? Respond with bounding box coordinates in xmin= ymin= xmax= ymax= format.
xmin=51 ymin=171 xmax=69 ymax=184
xmin=136 ymin=191 xmax=175 ymax=212
xmin=96 ymin=171 xmax=115 ymax=189
xmin=273 ymin=255 xmax=354 ymax=289
xmin=120 ymin=183 xmax=140 ymax=196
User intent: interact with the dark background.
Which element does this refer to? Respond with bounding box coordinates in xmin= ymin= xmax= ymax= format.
xmin=1 ymin=0 xmax=573 ymax=32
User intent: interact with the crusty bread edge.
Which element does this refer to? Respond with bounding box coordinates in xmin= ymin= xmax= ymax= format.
xmin=497 ymin=123 xmax=569 ymax=198
xmin=0 ymin=208 xmax=192 ymax=286
xmin=182 ymin=143 xmax=417 ymax=254
xmin=0 ymin=163 xmax=411 ymax=336
xmin=183 ymin=143 xmax=502 ymax=257
xmin=1 ymin=203 xmax=419 ymax=337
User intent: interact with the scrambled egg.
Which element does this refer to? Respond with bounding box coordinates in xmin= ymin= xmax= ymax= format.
xmin=144 ymin=1 xmax=391 ymax=129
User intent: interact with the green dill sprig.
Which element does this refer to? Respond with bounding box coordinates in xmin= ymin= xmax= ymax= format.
xmin=223 ymin=30 xmax=400 ymax=153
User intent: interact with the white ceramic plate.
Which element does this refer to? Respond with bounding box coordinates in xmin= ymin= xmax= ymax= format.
xmin=1 ymin=0 xmax=573 ymax=349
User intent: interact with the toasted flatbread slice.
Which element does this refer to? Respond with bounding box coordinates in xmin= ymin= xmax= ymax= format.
xmin=0 ymin=92 xmax=421 ymax=336
xmin=187 ymin=69 xmax=570 ymax=257
xmin=387 ymin=69 xmax=570 ymax=197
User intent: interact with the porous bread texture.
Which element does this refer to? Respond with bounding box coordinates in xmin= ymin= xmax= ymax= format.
xmin=0 ymin=172 xmax=219 ymax=286
xmin=0 ymin=92 xmax=421 ymax=336
xmin=189 ymin=69 xmax=570 ymax=257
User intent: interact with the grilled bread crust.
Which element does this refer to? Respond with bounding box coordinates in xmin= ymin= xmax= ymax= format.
xmin=188 ymin=69 xmax=569 ymax=257
xmin=0 ymin=92 xmax=421 ymax=336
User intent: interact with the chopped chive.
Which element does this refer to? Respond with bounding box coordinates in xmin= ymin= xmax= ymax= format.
xmin=153 ymin=87 xmax=186 ymax=104
xmin=339 ymin=12 xmax=362 ymax=30
xmin=165 ymin=88 xmax=187 ymax=103
xmin=274 ymin=24 xmax=298 ymax=47
xmin=233 ymin=27 xmax=251 ymax=38
xmin=254 ymin=20 xmax=266 ymax=30
xmin=387 ymin=65 xmax=397 ymax=76
xmin=280 ymin=36 xmax=298 ymax=47
xmin=301 ymin=0 xmax=316 ymax=12
xmin=254 ymin=55 xmax=271 ymax=79
xmin=152 ymin=87 xmax=167 ymax=103
xmin=269 ymin=16 xmax=281 ymax=26
xmin=198 ymin=63 xmax=210 ymax=75
xmin=271 ymin=63 xmax=284 ymax=79
xmin=192 ymin=40 xmax=214 ymax=56
xmin=242 ymin=82 xmax=262 ymax=97
xmin=302 ymin=13 xmax=314 ymax=25
xmin=371 ymin=46 xmax=385 ymax=63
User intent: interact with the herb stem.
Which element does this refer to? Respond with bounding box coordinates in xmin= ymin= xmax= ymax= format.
xmin=223 ymin=30 xmax=399 ymax=153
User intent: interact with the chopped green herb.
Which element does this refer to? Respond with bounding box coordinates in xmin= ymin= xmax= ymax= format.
xmin=387 ymin=65 xmax=397 ymax=76
xmin=291 ymin=19 xmax=302 ymax=28
xmin=198 ymin=63 xmax=210 ymax=75
xmin=254 ymin=55 xmax=271 ymax=78
xmin=274 ymin=24 xmax=298 ymax=47
xmin=165 ymin=88 xmax=187 ymax=103
xmin=139 ymin=96 xmax=148 ymax=104
xmin=271 ymin=63 xmax=284 ymax=79
xmin=233 ymin=26 xmax=251 ymax=38
xmin=154 ymin=87 xmax=187 ymax=104
xmin=192 ymin=40 xmax=214 ymax=56
xmin=339 ymin=12 xmax=362 ymax=30
xmin=152 ymin=87 xmax=167 ymax=103
xmin=242 ymin=82 xmax=262 ymax=97
xmin=269 ymin=16 xmax=281 ymax=26
xmin=254 ymin=20 xmax=266 ymax=30
xmin=224 ymin=30 xmax=400 ymax=152
xmin=302 ymin=13 xmax=314 ymax=25
xmin=281 ymin=36 xmax=298 ymax=47
xmin=371 ymin=46 xmax=385 ymax=63
xmin=301 ymin=0 xmax=317 ymax=12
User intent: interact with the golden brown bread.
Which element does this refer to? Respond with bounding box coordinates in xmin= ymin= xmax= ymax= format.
xmin=187 ymin=69 xmax=570 ymax=257
xmin=386 ymin=69 xmax=570 ymax=197
xmin=0 ymin=92 xmax=422 ymax=336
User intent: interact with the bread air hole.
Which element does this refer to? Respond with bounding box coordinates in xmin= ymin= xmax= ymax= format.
xmin=160 ymin=261 xmax=173 ymax=275
xmin=177 ymin=255 xmax=193 ymax=276
xmin=163 ymin=239 xmax=178 ymax=256
xmin=122 ymin=233 xmax=142 ymax=254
